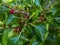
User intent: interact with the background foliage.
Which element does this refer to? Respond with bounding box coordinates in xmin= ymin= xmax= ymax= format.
xmin=0 ymin=0 xmax=60 ymax=45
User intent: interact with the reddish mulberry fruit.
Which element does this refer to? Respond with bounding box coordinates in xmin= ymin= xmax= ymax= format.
xmin=14 ymin=27 xmax=21 ymax=33
xmin=9 ymin=9 xmax=15 ymax=14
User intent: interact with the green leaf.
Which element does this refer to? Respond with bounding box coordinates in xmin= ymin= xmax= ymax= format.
xmin=29 ymin=12 xmax=36 ymax=20
xmin=2 ymin=0 xmax=13 ymax=3
xmin=2 ymin=29 xmax=9 ymax=45
xmin=29 ymin=35 xmax=40 ymax=45
xmin=30 ymin=23 xmax=49 ymax=41
xmin=0 ymin=43 xmax=2 ymax=45
xmin=6 ymin=15 xmax=18 ymax=25
xmin=8 ymin=30 xmax=15 ymax=38
xmin=54 ymin=17 xmax=60 ymax=20
xmin=35 ymin=0 xmax=40 ymax=6
xmin=6 ymin=15 xmax=14 ymax=25
xmin=54 ymin=17 xmax=60 ymax=23
xmin=9 ymin=37 xmax=24 ymax=45
xmin=29 ymin=10 xmax=38 ymax=20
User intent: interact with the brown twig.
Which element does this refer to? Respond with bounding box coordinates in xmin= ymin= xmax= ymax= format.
xmin=2 ymin=2 xmax=30 ymax=15
xmin=2 ymin=2 xmax=12 ymax=9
